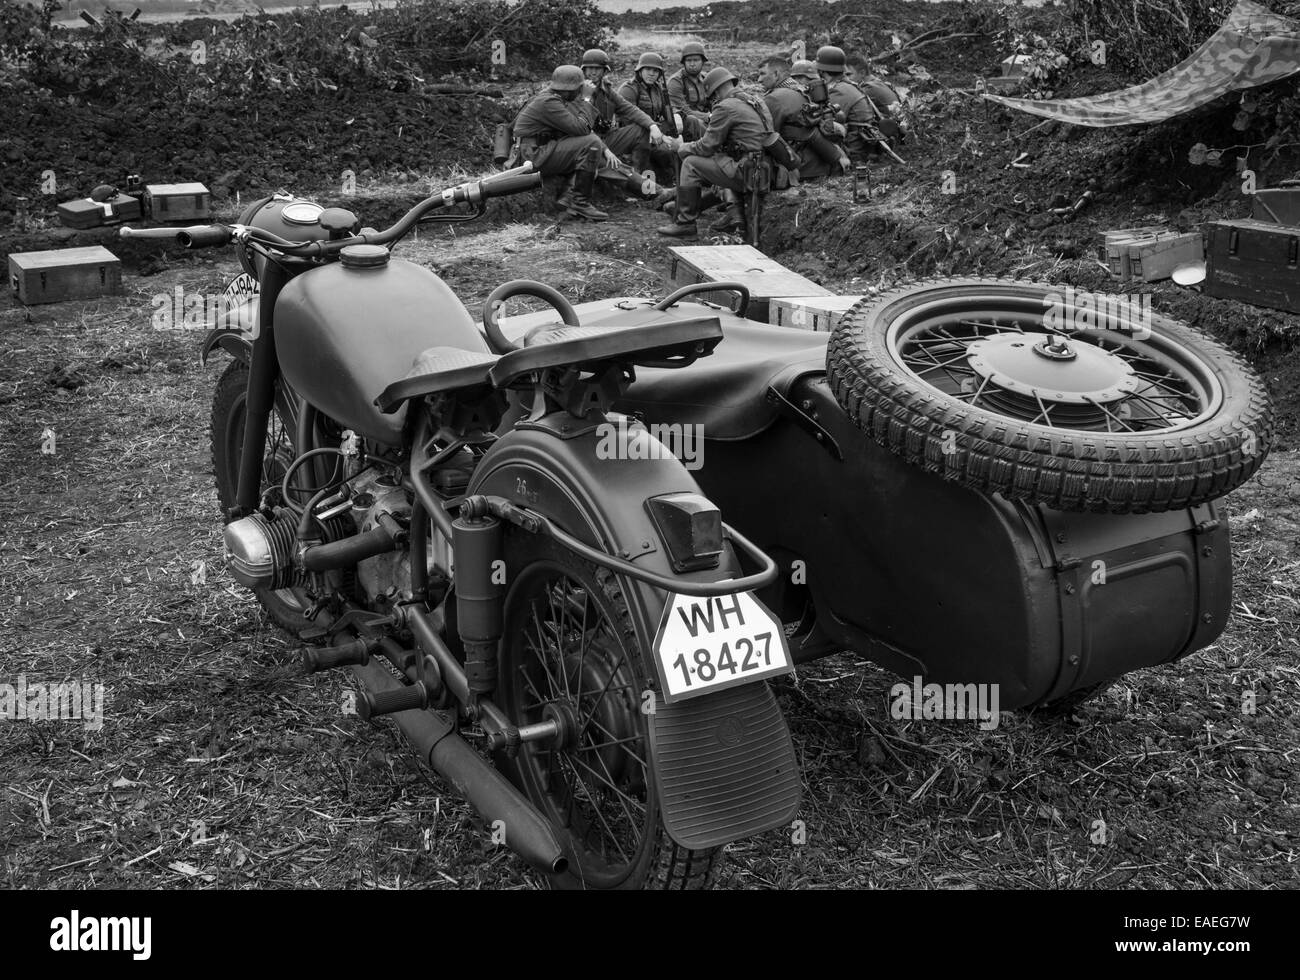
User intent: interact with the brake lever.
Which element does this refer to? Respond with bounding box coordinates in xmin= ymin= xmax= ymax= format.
xmin=417 ymin=203 xmax=487 ymax=224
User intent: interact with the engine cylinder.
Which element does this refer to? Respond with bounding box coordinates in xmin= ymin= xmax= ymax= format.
xmin=223 ymin=510 xmax=348 ymax=590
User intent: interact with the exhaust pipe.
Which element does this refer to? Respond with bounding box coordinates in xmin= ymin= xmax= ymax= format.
xmin=350 ymin=658 xmax=568 ymax=876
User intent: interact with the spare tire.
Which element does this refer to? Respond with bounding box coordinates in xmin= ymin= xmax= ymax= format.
xmin=826 ymin=278 xmax=1273 ymax=514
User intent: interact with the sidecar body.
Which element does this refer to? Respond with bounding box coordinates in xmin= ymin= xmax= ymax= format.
xmin=494 ymin=297 xmax=1231 ymax=710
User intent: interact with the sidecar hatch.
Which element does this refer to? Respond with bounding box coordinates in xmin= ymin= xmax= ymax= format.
xmin=620 ymin=320 xmax=830 ymax=441
xmin=488 ymin=317 xmax=723 ymax=389
xmin=374 ymin=346 xmax=499 ymax=414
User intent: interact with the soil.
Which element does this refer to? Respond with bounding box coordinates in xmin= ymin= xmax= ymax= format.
xmin=1 ymin=1 xmax=1297 ymax=889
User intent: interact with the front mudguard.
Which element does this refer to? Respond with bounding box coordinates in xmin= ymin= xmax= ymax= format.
xmin=468 ymin=419 xmax=801 ymax=850
xmin=199 ymin=296 xmax=259 ymax=366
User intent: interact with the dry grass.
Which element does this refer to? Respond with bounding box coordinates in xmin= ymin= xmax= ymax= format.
xmin=1 ymin=223 xmax=1296 ymax=888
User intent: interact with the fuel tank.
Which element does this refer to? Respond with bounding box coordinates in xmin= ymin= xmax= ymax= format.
xmin=236 ymin=196 xmax=331 ymax=280
xmin=275 ymin=246 xmax=489 ymax=445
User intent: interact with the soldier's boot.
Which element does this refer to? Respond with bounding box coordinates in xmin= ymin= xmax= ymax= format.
xmin=657 ymin=186 xmax=701 ymax=237
xmin=566 ymin=170 xmax=609 ymax=222
xmin=554 ymin=175 xmax=575 ymax=212
xmin=625 ymin=171 xmax=655 ymax=199
xmin=662 ymin=189 xmax=718 ymax=218
xmin=710 ymin=190 xmax=745 ymax=232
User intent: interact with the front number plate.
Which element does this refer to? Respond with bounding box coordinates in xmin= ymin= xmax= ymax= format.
xmin=653 ymin=591 xmax=792 ymax=703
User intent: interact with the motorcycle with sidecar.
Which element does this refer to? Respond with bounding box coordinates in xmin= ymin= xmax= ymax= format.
xmin=120 ymin=163 xmax=1271 ymax=888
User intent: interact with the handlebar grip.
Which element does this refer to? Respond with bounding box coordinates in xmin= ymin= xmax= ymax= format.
xmin=480 ymin=172 xmax=542 ymax=199
xmin=118 ymin=226 xmax=191 ymax=241
xmin=177 ymin=226 xmax=233 ymax=248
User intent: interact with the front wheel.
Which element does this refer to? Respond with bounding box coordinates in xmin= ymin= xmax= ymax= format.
xmin=494 ymin=531 xmax=721 ymax=889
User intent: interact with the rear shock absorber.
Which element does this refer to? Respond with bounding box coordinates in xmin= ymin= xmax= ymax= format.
xmin=452 ymin=498 xmax=504 ymax=706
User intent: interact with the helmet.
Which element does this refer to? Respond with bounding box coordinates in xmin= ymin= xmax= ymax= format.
xmin=815 ymin=45 xmax=846 ymax=73
xmin=581 ymin=48 xmax=611 ymax=69
xmin=703 ymin=66 xmax=737 ymax=98
xmin=636 ymin=52 xmax=665 ymax=72
xmin=790 ymin=59 xmax=818 ymax=80
xmin=550 ymin=65 xmax=584 ymax=92
xmin=680 ymin=41 xmax=706 ymax=63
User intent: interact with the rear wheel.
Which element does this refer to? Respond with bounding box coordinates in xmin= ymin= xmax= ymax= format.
xmin=210 ymin=358 xmax=316 ymax=634
xmin=494 ymin=531 xmax=721 ymax=890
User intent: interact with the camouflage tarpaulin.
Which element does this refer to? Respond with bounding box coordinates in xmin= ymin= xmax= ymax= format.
xmin=983 ymin=0 xmax=1300 ymax=126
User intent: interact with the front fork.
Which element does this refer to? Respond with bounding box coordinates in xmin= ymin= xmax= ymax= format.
xmin=233 ymin=261 xmax=290 ymax=518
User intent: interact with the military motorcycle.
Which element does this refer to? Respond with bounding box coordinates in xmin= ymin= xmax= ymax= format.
xmin=122 ymin=166 xmax=1273 ymax=888
xmin=122 ymin=164 xmax=802 ymax=890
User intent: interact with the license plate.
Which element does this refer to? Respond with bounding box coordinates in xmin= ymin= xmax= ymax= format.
xmin=222 ymin=272 xmax=258 ymax=304
xmin=653 ymin=591 xmax=792 ymax=703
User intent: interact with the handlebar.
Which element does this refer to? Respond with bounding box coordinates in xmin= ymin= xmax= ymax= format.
xmin=117 ymin=163 xmax=542 ymax=255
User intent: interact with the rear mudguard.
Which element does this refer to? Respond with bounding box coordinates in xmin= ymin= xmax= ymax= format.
xmin=688 ymin=374 xmax=1232 ymax=710
xmin=468 ymin=419 xmax=801 ymax=849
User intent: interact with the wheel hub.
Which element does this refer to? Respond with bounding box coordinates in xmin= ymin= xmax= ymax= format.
xmin=966 ymin=332 xmax=1140 ymax=405
xmin=542 ymin=701 xmax=581 ymax=751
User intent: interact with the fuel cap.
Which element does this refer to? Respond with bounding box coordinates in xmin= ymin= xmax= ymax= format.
xmin=340 ymin=244 xmax=390 ymax=268
xmin=281 ymin=201 xmax=324 ymax=225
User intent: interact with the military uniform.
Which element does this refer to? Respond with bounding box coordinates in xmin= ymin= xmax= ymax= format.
xmin=512 ymin=89 xmax=603 ymax=179
xmin=587 ymin=79 xmax=654 ymax=169
xmin=666 ymin=67 xmax=710 ymax=139
xmin=827 ymin=77 xmax=899 ymax=162
xmin=617 ymin=75 xmax=679 ymax=182
xmin=675 ymin=91 xmax=771 ymax=199
xmin=767 ymin=80 xmax=845 ymax=181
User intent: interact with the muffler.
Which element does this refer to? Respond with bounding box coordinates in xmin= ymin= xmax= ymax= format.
xmin=350 ymin=658 xmax=568 ymax=876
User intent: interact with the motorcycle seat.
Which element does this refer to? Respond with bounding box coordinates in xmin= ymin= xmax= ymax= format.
xmin=374 ymin=346 xmax=500 ymax=414
xmin=620 ymin=319 xmax=830 ymax=441
xmin=488 ymin=316 xmax=724 ymax=389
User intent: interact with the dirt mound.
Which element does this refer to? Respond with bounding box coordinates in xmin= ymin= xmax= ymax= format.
xmin=1 ymin=84 xmax=508 ymax=229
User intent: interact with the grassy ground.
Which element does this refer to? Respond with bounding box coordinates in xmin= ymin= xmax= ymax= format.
xmin=1 ymin=217 xmax=1297 ymax=888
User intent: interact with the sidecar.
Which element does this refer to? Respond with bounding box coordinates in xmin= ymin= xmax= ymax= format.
xmin=494 ymin=282 xmax=1271 ymax=710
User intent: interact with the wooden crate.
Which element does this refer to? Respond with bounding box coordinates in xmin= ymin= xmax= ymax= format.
xmin=145 ymin=182 xmax=212 ymax=222
xmin=1127 ymin=232 xmax=1203 ymax=282
xmin=1000 ymin=54 xmax=1032 ymax=77
xmin=56 ymin=193 xmax=142 ymax=229
xmin=1204 ymin=218 xmax=1300 ymax=313
xmin=9 ymin=246 xmax=123 ymax=306
xmin=1250 ymin=186 xmax=1300 ymax=225
xmin=769 ymin=295 xmax=867 ymax=332
xmin=1099 ymin=227 xmax=1168 ymax=279
xmin=667 ymin=244 xmax=830 ymax=323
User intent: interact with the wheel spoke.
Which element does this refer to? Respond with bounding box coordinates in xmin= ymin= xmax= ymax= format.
xmin=556 ymin=755 xmax=633 ymax=862
xmin=1084 ymin=397 xmax=1137 ymax=432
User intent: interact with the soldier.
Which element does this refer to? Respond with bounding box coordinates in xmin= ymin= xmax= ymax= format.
xmin=666 ymin=41 xmax=711 ymax=140
xmin=657 ymin=66 xmax=773 ymax=238
xmin=761 ymin=56 xmax=850 ymax=182
xmin=580 ymin=47 xmax=662 ymax=192
xmin=616 ymin=52 xmax=679 ymax=187
xmin=512 ymin=65 xmax=609 ymax=221
xmin=815 ymin=44 xmax=905 ymax=163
